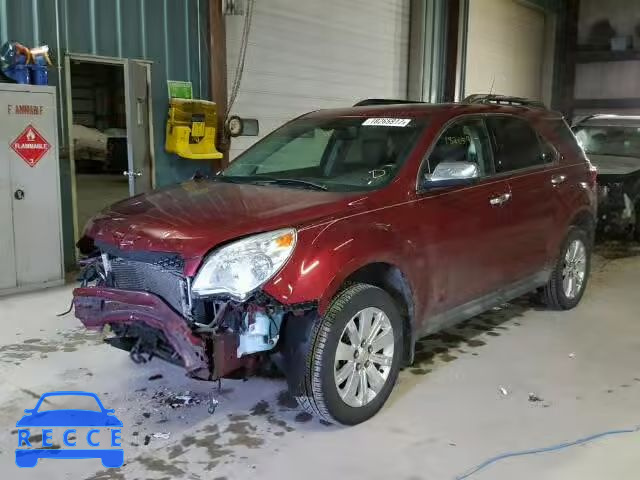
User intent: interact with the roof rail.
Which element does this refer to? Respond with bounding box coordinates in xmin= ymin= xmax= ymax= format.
xmin=463 ymin=94 xmax=545 ymax=109
xmin=353 ymin=98 xmax=427 ymax=107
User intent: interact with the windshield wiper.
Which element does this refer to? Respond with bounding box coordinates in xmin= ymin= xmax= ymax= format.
xmin=218 ymin=175 xmax=328 ymax=191
xmin=250 ymin=177 xmax=328 ymax=191
xmin=266 ymin=178 xmax=328 ymax=191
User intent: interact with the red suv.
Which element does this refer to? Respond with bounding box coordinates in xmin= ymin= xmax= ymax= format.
xmin=74 ymin=95 xmax=597 ymax=425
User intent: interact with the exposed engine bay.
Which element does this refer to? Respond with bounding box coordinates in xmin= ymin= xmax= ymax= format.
xmin=596 ymin=177 xmax=639 ymax=237
xmin=592 ymin=158 xmax=640 ymax=237
xmin=73 ymin=243 xmax=315 ymax=382
xmin=572 ymin=116 xmax=640 ymax=238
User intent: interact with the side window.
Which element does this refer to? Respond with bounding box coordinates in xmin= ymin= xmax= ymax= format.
xmin=539 ymin=135 xmax=557 ymax=164
xmin=427 ymin=118 xmax=493 ymax=176
xmin=486 ymin=116 xmax=546 ymax=173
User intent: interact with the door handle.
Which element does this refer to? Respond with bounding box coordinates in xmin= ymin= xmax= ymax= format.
xmin=551 ymin=174 xmax=567 ymax=186
xmin=489 ymin=192 xmax=512 ymax=206
xmin=123 ymin=170 xmax=142 ymax=179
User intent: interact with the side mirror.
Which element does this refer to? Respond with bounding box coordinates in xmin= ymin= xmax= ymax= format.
xmin=423 ymin=161 xmax=479 ymax=188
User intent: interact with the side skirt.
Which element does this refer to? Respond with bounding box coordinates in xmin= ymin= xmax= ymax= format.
xmin=419 ymin=270 xmax=550 ymax=338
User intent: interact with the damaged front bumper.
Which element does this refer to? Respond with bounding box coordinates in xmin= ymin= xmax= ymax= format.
xmin=73 ymin=286 xmax=293 ymax=381
xmin=74 ymin=287 xmax=211 ymax=378
xmin=597 ymin=181 xmax=637 ymax=235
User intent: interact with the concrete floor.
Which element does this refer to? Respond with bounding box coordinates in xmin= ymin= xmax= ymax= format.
xmin=1 ymin=244 xmax=639 ymax=480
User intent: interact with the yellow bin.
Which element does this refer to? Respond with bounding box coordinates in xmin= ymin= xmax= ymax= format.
xmin=165 ymin=98 xmax=223 ymax=160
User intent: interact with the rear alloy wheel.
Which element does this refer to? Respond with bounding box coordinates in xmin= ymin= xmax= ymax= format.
xmin=561 ymin=238 xmax=588 ymax=299
xmin=295 ymin=283 xmax=403 ymax=425
xmin=542 ymin=227 xmax=591 ymax=310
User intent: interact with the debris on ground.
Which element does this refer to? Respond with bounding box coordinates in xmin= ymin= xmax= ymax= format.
xmin=143 ymin=435 xmax=151 ymax=446
xmin=151 ymin=389 xmax=202 ymax=408
xmin=498 ymin=386 xmax=509 ymax=396
xmin=208 ymin=396 xmax=219 ymax=414
xmin=148 ymin=374 xmax=163 ymax=381
xmin=568 ymin=352 xmax=576 ymax=359
xmin=171 ymin=393 xmax=197 ymax=407
xmin=528 ymin=392 xmax=543 ymax=402
xmin=152 ymin=432 xmax=171 ymax=440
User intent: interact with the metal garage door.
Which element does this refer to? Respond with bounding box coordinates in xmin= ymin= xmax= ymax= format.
xmin=226 ymin=0 xmax=410 ymax=160
xmin=464 ymin=0 xmax=546 ymax=100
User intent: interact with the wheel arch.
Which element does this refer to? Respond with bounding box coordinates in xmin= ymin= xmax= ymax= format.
xmin=569 ymin=208 xmax=596 ymax=241
xmin=549 ymin=207 xmax=595 ymax=266
xmin=327 ymin=261 xmax=417 ymax=366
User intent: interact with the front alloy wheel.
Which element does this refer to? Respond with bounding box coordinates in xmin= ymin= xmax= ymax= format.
xmin=295 ymin=283 xmax=403 ymax=425
xmin=334 ymin=307 xmax=395 ymax=408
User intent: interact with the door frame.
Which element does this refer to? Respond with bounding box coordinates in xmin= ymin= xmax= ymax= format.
xmin=64 ymin=53 xmax=155 ymax=248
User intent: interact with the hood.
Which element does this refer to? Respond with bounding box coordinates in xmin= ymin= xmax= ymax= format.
xmin=589 ymin=154 xmax=640 ymax=176
xmin=85 ymin=180 xmax=366 ymax=259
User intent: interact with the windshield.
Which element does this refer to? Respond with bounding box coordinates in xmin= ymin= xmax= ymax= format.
xmin=222 ymin=115 xmax=428 ymax=192
xmin=573 ymin=125 xmax=640 ymax=158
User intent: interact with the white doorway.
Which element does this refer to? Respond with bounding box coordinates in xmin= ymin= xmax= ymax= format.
xmin=64 ymin=54 xmax=154 ymax=245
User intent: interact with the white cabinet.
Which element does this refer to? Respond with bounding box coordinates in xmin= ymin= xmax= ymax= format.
xmin=0 ymin=84 xmax=64 ymax=294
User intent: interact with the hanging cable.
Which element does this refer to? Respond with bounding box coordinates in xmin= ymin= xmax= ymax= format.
xmin=226 ymin=0 xmax=255 ymax=118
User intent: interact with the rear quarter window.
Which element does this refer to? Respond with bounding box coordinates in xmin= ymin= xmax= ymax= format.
xmin=544 ymin=119 xmax=586 ymax=163
xmin=486 ymin=116 xmax=547 ymax=173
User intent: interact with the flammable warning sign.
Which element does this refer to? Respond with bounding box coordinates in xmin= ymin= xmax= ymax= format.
xmin=10 ymin=124 xmax=51 ymax=167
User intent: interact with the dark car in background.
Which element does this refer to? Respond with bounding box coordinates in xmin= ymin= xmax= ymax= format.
xmin=573 ymin=114 xmax=640 ymax=239
xmin=73 ymin=95 xmax=597 ymax=425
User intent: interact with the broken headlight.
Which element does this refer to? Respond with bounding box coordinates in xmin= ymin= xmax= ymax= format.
xmin=191 ymin=228 xmax=296 ymax=300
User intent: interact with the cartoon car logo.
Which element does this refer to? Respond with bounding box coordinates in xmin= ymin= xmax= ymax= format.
xmin=15 ymin=391 xmax=123 ymax=468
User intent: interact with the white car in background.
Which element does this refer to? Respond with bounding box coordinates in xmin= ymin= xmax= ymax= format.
xmin=72 ymin=124 xmax=127 ymax=173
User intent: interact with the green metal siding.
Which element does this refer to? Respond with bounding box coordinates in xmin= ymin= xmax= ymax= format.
xmin=0 ymin=0 xmax=211 ymax=269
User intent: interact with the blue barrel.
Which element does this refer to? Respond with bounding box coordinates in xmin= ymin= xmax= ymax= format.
xmin=29 ymin=65 xmax=48 ymax=85
xmin=4 ymin=63 xmax=30 ymax=84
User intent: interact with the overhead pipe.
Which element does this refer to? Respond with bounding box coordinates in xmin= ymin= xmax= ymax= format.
xmin=208 ymin=0 xmax=229 ymax=169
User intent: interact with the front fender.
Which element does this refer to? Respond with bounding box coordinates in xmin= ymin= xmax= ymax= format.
xmin=262 ymin=219 xmax=419 ymax=314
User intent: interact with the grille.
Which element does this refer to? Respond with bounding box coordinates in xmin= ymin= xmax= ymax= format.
xmin=109 ymin=257 xmax=188 ymax=316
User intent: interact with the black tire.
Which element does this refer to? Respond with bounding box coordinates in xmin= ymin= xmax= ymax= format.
xmin=542 ymin=227 xmax=591 ymax=310
xmin=294 ymin=283 xmax=404 ymax=425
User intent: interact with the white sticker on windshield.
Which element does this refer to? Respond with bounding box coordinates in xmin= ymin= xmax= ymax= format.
xmin=362 ymin=118 xmax=412 ymax=127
